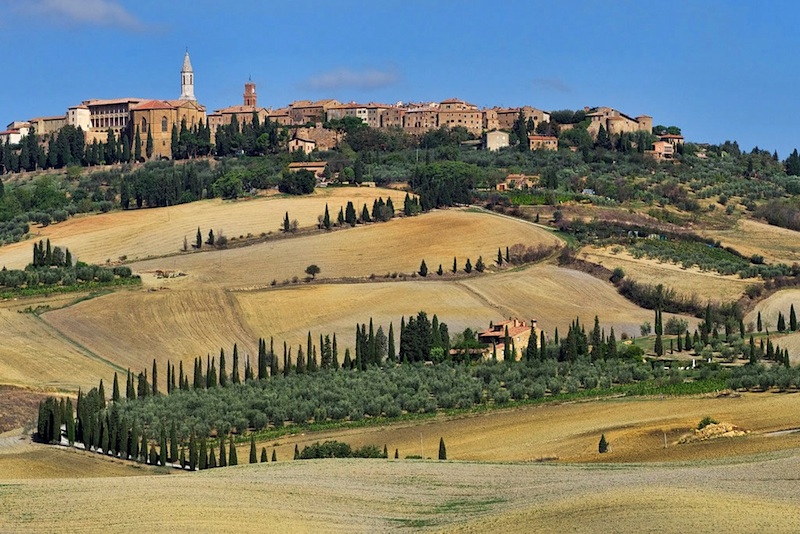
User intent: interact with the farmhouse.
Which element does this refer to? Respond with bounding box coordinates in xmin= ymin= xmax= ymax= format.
xmin=287 ymin=161 xmax=328 ymax=180
xmin=528 ymin=134 xmax=558 ymax=151
xmin=477 ymin=318 xmax=537 ymax=361
xmin=496 ymin=174 xmax=538 ymax=191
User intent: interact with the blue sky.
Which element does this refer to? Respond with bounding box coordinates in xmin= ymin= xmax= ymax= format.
xmin=0 ymin=0 xmax=798 ymax=156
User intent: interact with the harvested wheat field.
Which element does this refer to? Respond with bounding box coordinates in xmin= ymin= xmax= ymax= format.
xmin=3 ymin=451 xmax=800 ymax=532
xmin=703 ymin=218 xmax=800 ymax=264
xmin=583 ymin=245 xmax=754 ymax=302
xmin=0 ymin=441 xmax=160 ymax=480
xmin=255 ymin=391 xmax=800 ymax=466
xmin=0 ymin=298 xmax=117 ymax=390
xmin=40 ymin=261 xmax=683 ymax=388
xmin=42 ymin=289 xmax=258 ymax=386
xmin=128 ymin=209 xmax=559 ymax=289
xmin=0 ymin=187 xmax=406 ymax=269
xmin=745 ymin=288 xmax=800 ymax=328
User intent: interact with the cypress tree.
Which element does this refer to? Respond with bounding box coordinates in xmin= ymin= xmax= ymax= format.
xmin=791 ymin=304 xmax=798 ymax=331
xmin=232 ymin=343 xmax=240 ymax=384
xmin=332 ymin=334 xmax=339 ymax=369
xmin=189 ymin=432 xmax=197 ymax=470
xmin=130 ymin=422 xmax=139 ymax=460
xmin=271 ymin=449 xmax=277 ymax=462
xmin=778 ymin=312 xmax=786 ymax=332
xmin=149 ymin=444 xmax=159 ymax=465
xmin=152 ymin=359 xmax=158 ymax=396
xmin=170 ymin=421 xmax=178 ymax=462
xmin=599 ymin=434 xmax=609 ymax=453
xmin=387 ymin=323 xmax=396 ymax=362
xmin=209 ymin=444 xmax=217 ymax=468
xmin=159 ymin=427 xmax=168 ymax=466
xmin=180 ymin=447 xmax=186 ymax=469
xmin=112 ymin=372 xmax=120 ymax=402
xmin=229 ymin=435 xmax=238 ymax=466
xmin=438 ymin=437 xmax=447 ymax=460
xmin=394 ymin=448 xmax=399 ymax=459
xmin=419 ymin=259 xmax=428 ymax=277
xmin=294 ymin=444 xmax=299 ymax=460
xmin=140 ymin=432 xmax=147 ymax=463
xmin=218 ymin=437 xmax=227 ymax=467
xmin=323 ymin=203 xmax=331 ymax=230
xmin=250 ymin=435 xmax=257 ymax=464
xmin=540 ymin=330 xmax=546 ymax=360
xmin=757 ymin=310 xmax=762 ymax=332
xmin=199 ymin=438 xmax=207 ymax=469
xmin=261 ymin=447 xmax=268 ymax=463
xmin=497 ymin=248 xmax=503 ymax=265
xmin=525 ymin=329 xmax=538 ymax=362
xmin=219 ymin=348 xmax=228 ymax=386
xmin=452 ymin=256 xmax=457 ymax=273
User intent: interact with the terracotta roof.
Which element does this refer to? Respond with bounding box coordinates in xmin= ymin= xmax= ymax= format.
xmin=29 ymin=115 xmax=66 ymax=122
xmin=288 ymin=161 xmax=327 ymax=168
xmin=214 ymin=105 xmax=264 ymax=114
xmin=528 ymin=135 xmax=557 ymax=140
xmin=133 ymin=100 xmax=175 ymax=111
xmin=84 ymin=98 xmax=147 ymax=106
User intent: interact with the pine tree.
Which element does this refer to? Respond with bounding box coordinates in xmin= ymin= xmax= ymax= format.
xmin=598 ymin=434 xmax=609 ymax=453
xmin=261 ymin=447 xmax=268 ymax=463
xmin=249 ymin=435 xmax=257 ymax=464
xmin=438 ymin=437 xmax=447 ymax=460
xmin=228 ymin=435 xmax=238 ymax=466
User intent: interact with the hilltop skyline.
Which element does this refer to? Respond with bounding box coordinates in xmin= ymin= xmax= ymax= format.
xmin=1 ymin=0 xmax=798 ymax=156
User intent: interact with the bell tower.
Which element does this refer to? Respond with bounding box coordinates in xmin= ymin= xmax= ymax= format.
xmin=179 ymin=49 xmax=196 ymax=101
xmin=244 ymin=78 xmax=257 ymax=107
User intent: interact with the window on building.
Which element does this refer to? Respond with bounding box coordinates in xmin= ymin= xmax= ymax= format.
xmin=141 ymin=118 xmax=147 ymax=133
xmin=161 ymin=117 xmax=168 ymax=132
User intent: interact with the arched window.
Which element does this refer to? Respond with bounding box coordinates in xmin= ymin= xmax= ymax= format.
xmin=141 ymin=117 xmax=147 ymax=133
xmin=161 ymin=116 xmax=168 ymax=132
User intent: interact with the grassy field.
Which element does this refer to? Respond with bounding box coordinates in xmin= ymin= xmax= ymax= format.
xmin=246 ymin=391 xmax=800 ymax=465
xmin=0 ymin=294 xmax=118 ymax=391
xmin=127 ymin=208 xmax=560 ymax=289
xmin=0 ymin=187 xmax=407 ymax=269
xmin=39 ymin=262 xmax=660 ymax=390
xmin=3 ymin=440 xmax=800 ymax=532
xmin=703 ymin=218 xmax=800 ymax=265
xmin=582 ymin=245 xmax=755 ymax=302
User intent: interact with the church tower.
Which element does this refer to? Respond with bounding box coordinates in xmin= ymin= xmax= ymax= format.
xmin=244 ymin=79 xmax=257 ymax=107
xmin=179 ymin=50 xmax=196 ymax=101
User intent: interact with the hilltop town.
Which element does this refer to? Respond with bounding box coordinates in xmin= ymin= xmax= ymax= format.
xmin=0 ymin=51 xmax=683 ymax=172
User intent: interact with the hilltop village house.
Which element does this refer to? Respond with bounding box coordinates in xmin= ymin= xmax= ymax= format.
xmin=477 ymin=318 xmax=537 ymax=361
xmin=2 ymin=49 xmax=660 ymax=165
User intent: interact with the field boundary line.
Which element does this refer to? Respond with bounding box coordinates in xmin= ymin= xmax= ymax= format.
xmin=31 ymin=313 xmax=126 ymax=374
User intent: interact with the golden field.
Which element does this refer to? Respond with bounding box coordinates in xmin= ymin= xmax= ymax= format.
xmin=582 ymin=245 xmax=756 ymax=302
xmin=2 ymin=188 xmax=800 ymax=532
xmin=2 ymin=393 xmax=800 ymax=532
